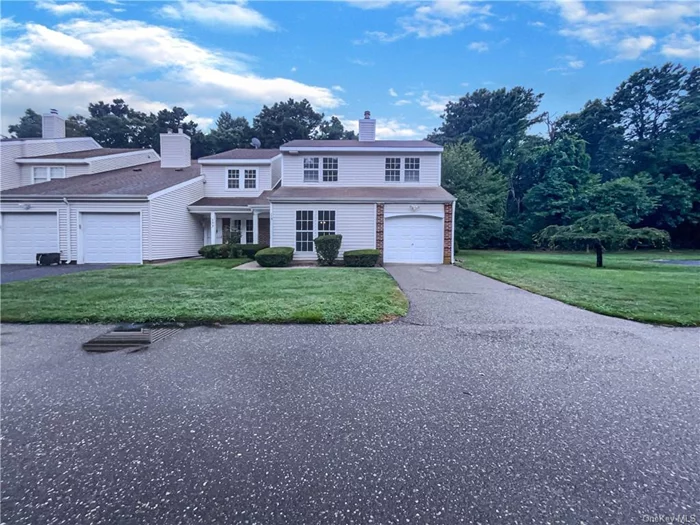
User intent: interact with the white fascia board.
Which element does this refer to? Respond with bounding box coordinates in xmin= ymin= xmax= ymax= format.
xmin=280 ymin=147 xmax=443 ymax=153
xmin=0 ymin=195 xmax=149 ymax=202
xmin=147 ymin=176 xmax=204 ymax=200
xmin=1 ymin=137 xmax=101 ymax=148
xmin=16 ymin=149 xmax=159 ymax=164
xmin=187 ymin=205 xmax=254 ymax=213
xmin=269 ymin=197 xmax=455 ymax=204
xmin=198 ymin=155 xmax=280 ymax=166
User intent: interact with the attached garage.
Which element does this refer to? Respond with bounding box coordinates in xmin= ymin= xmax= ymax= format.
xmin=1 ymin=212 xmax=59 ymax=264
xmin=384 ymin=215 xmax=444 ymax=264
xmin=80 ymin=212 xmax=142 ymax=263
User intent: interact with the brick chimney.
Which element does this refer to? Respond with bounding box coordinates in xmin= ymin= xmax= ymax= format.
xmin=159 ymin=127 xmax=191 ymax=168
xmin=42 ymin=109 xmax=65 ymax=139
xmin=358 ymin=110 xmax=376 ymax=142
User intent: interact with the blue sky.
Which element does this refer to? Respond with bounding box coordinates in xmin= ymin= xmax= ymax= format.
xmin=1 ymin=1 xmax=698 ymax=138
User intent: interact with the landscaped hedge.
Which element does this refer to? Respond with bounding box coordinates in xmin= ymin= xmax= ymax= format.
xmin=198 ymin=243 xmax=269 ymax=259
xmin=314 ymin=234 xmax=343 ymax=266
xmin=255 ymin=247 xmax=294 ymax=267
xmin=343 ymin=249 xmax=381 ymax=267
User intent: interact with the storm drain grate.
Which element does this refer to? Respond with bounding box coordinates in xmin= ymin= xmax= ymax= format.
xmin=83 ymin=324 xmax=181 ymax=353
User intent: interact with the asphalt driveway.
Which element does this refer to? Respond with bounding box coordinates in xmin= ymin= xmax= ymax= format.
xmin=1 ymin=263 xmax=114 ymax=283
xmin=1 ymin=265 xmax=698 ymax=524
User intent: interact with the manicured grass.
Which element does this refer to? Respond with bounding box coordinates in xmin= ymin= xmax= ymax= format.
xmin=457 ymin=250 xmax=700 ymax=326
xmin=0 ymin=259 xmax=408 ymax=324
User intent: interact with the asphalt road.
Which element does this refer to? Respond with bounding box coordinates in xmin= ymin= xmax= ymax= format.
xmin=1 ymin=265 xmax=698 ymax=524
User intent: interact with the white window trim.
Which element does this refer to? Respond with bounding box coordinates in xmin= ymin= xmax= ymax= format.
xmin=295 ymin=209 xmax=337 ymax=252
xmin=32 ymin=165 xmax=65 ymax=184
xmin=322 ymin=157 xmax=339 ymax=182
xmin=384 ymin=157 xmax=401 ymax=183
xmin=243 ymin=168 xmax=258 ymax=190
xmin=384 ymin=157 xmax=421 ymax=183
xmin=303 ymin=157 xmax=339 ymax=183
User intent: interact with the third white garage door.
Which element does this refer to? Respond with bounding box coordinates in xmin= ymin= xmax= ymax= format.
xmin=81 ymin=212 xmax=142 ymax=263
xmin=384 ymin=215 xmax=443 ymax=264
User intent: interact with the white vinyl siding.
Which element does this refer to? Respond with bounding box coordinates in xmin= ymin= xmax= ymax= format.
xmin=89 ymin=150 xmax=158 ymax=174
xmin=283 ymin=152 xmax=440 ymax=187
xmin=149 ymin=178 xmax=205 ymax=260
xmin=21 ymin=164 xmax=86 ymax=187
xmin=271 ymin=203 xmax=375 ymax=261
xmin=0 ymin=137 xmax=99 ymax=191
xmin=202 ymin=164 xmax=272 ymax=197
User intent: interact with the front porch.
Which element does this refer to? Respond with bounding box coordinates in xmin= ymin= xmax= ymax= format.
xmin=190 ymin=206 xmax=269 ymax=246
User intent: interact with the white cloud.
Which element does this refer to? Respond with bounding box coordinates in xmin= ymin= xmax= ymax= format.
xmin=350 ymin=58 xmax=374 ymax=66
xmin=553 ymin=0 xmax=696 ymax=60
xmin=35 ymin=1 xmax=96 ymax=16
xmin=478 ymin=22 xmax=492 ymax=31
xmin=468 ymin=41 xmax=489 ymax=52
xmin=661 ymin=33 xmax=699 ymax=59
xmin=341 ymin=115 xmax=428 ymax=139
xmin=25 ymin=23 xmax=94 ymax=57
xmin=418 ymin=91 xmax=455 ymax=116
xmin=529 ymin=20 xmax=545 ymax=28
xmin=1 ymin=17 xmax=22 ymax=31
xmin=568 ymin=59 xmax=584 ymax=69
xmin=1 ymin=17 xmax=343 ymax=133
xmin=331 ymin=85 xmax=345 ymax=92
xmin=393 ymin=99 xmax=411 ymax=106
xmin=290 ymin=66 xmax=297 ymax=72
xmin=615 ymin=35 xmax=656 ymax=60
xmin=354 ymin=0 xmax=493 ymax=42
xmin=159 ymin=1 xmax=276 ymax=31
xmin=388 ymin=87 xmax=398 ymax=97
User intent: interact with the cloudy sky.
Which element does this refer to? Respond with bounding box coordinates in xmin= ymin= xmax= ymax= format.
xmin=1 ymin=0 xmax=698 ymax=139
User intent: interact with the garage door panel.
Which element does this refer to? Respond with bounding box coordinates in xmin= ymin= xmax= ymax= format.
xmin=1 ymin=213 xmax=59 ymax=264
xmin=385 ymin=215 xmax=443 ymax=264
xmin=81 ymin=213 xmax=141 ymax=264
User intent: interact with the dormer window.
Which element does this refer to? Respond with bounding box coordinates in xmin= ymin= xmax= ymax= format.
xmin=33 ymin=166 xmax=65 ymax=184
xmin=227 ymin=169 xmax=240 ymax=189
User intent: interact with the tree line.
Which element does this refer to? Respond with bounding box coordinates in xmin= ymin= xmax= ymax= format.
xmin=437 ymin=63 xmax=699 ymax=249
xmin=7 ymin=98 xmax=356 ymax=158
xmin=7 ymin=62 xmax=698 ymax=248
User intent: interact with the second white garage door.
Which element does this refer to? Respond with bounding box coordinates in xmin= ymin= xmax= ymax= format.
xmin=384 ymin=215 xmax=443 ymax=264
xmin=81 ymin=213 xmax=142 ymax=263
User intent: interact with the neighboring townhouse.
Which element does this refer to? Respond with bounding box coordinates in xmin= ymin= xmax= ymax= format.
xmin=0 ymin=110 xmax=455 ymax=265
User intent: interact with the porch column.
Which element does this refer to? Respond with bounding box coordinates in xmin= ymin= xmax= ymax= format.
xmin=210 ymin=211 xmax=216 ymax=245
xmin=252 ymin=209 xmax=259 ymax=244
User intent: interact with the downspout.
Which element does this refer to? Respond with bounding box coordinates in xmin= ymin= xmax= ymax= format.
xmin=63 ymin=197 xmax=72 ymax=264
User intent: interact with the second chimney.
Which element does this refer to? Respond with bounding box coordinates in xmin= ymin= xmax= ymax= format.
xmin=42 ymin=109 xmax=66 ymax=139
xmin=358 ymin=110 xmax=376 ymax=142
xmin=160 ymin=127 xmax=191 ymax=168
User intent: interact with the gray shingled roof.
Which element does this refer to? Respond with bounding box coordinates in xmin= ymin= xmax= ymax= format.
xmin=17 ymin=148 xmax=146 ymax=161
xmin=281 ymin=140 xmax=442 ymax=149
xmin=1 ymin=161 xmax=201 ymax=198
xmin=189 ymin=192 xmax=274 ymax=207
xmin=268 ymin=186 xmax=455 ymax=203
xmin=199 ymin=149 xmax=280 ymax=160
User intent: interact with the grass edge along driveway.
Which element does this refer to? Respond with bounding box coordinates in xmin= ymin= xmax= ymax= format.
xmin=0 ymin=259 xmax=408 ymax=324
xmin=457 ymin=250 xmax=700 ymax=327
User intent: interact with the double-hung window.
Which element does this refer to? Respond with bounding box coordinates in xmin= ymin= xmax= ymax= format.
xmin=33 ymin=166 xmax=64 ymax=184
xmin=244 ymin=169 xmax=257 ymax=189
xmin=303 ymin=157 xmax=319 ymax=182
xmin=246 ymin=219 xmax=254 ymax=243
xmin=295 ymin=210 xmax=314 ymax=251
xmin=317 ymin=211 xmax=336 ymax=236
xmin=227 ymin=169 xmax=240 ymax=189
xmin=404 ymin=158 xmax=420 ymax=182
xmin=322 ymin=158 xmax=338 ymax=182
xmin=385 ymin=158 xmax=401 ymax=182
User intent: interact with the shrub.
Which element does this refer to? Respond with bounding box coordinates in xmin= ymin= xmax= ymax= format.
xmin=239 ymin=243 xmax=268 ymax=259
xmin=255 ymin=247 xmax=294 ymax=267
xmin=314 ymin=234 xmax=342 ymax=266
xmin=199 ymin=244 xmax=225 ymax=259
xmin=343 ymin=249 xmax=380 ymax=267
xmin=199 ymin=243 xmax=269 ymax=259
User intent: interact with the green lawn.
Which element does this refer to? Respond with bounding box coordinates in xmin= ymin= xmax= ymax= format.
xmin=457 ymin=250 xmax=700 ymax=326
xmin=0 ymin=259 xmax=408 ymax=324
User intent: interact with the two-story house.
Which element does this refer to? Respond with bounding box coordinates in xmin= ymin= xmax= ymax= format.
xmin=0 ymin=110 xmax=455 ymax=265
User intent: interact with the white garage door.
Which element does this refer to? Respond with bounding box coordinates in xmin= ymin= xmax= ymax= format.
xmin=384 ymin=215 xmax=443 ymax=264
xmin=81 ymin=213 xmax=141 ymax=263
xmin=1 ymin=212 xmax=59 ymax=264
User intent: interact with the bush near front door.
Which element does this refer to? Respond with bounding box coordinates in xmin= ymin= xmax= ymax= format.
xmin=199 ymin=244 xmax=268 ymax=259
xmin=343 ymin=249 xmax=381 ymax=267
xmin=314 ymin=234 xmax=343 ymax=266
xmin=255 ymin=247 xmax=295 ymax=267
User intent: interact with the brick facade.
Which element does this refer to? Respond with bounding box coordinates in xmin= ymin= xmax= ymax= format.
xmin=376 ymin=203 xmax=384 ymax=263
xmin=443 ymin=203 xmax=453 ymax=264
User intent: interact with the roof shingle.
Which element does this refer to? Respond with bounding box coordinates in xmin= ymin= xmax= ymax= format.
xmin=1 ymin=161 xmax=201 ymax=198
xmin=268 ymin=186 xmax=454 ymax=203
xmin=17 ymin=148 xmax=146 ymax=160
xmin=199 ymin=149 xmax=280 ymax=161
xmin=281 ymin=140 xmax=441 ymax=149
